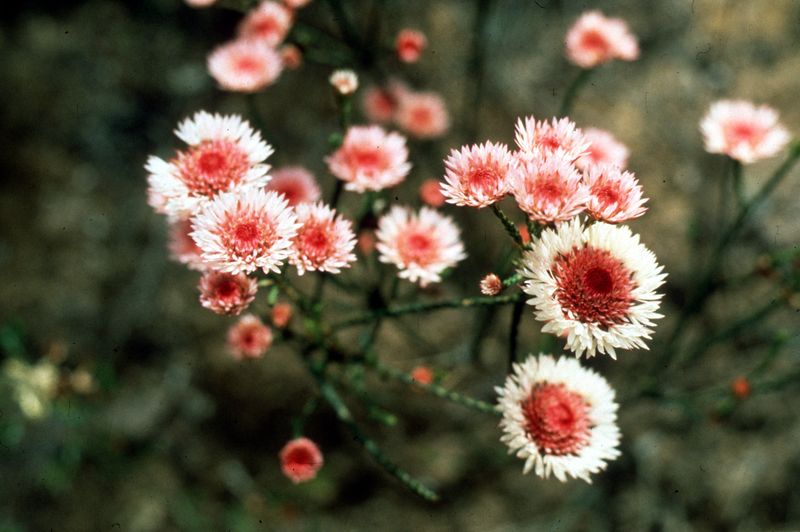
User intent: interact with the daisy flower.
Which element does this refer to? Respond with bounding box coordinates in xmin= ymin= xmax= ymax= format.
xmin=325 ymin=125 xmax=411 ymax=192
xmin=511 ymin=152 xmax=588 ymax=223
xmin=198 ymin=271 xmax=258 ymax=315
xmin=700 ymin=100 xmax=791 ymax=164
xmin=395 ymin=91 xmax=449 ymax=139
xmin=227 ymin=314 xmax=273 ymax=359
xmin=266 ymin=166 xmax=321 ymax=206
xmin=565 ymin=11 xmax=639 ymax=69
xmin=583 ymin=166 xmax=647 ymax=223
xmin=575 ymin=127 xmax=630 ymax=172
xmin=208 ymin=39 xmax=284 ymax=93
xmin=329 ymin=69 xmax=359 ymax=95
xmin=290 ymin=202 xmax=357 ymax=275
xmin=515 ymin=116 xmax=591 ymax=162
xmin=238 ymin=1 xmax=293 ymax=47
xmin=280 ymin=438 xmax=324 ymax=484
xmin=441 ymin=142 xmax=515 ymax=208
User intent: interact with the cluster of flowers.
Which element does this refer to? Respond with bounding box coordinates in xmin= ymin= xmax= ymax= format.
xmin=361 ymin=79 xmax=450 ymax=140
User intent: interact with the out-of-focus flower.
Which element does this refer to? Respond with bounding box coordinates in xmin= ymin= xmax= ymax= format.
xmin=395 ymin=91 xmax=449 ymax=139
xmin=290 ymin=202 xmax=357 ymax=275
xmin=227 ymin=314 xmax=273 ymax=359
xmin=168 ymin=219 xmax=206 ymax=270
xmin=519 ymin=218 xmax=666 ymax=358
xmin=280 ymin=438 xmax=324 ymax=483
xmin=238 ymin=1 xmax=293 ymax=47
xmin=266 ymin=166 xmax=321 ymax=206
xmin=69 ymin=368 xmax=95 ymax=395
xmin=357 ymin=230 xmax=376 ymax=255
xmin=575 ymin=127 xmax=630 ymax=172
xmin=731 ymin=376 xmax=751 ymax=399
xmin=4 ymin=358 xmax=59 ymax=420
xmin=199 ymin=271 xmax=258 ymax=315
xmin=583 ymin=166 xmax=647 ymax=223
xmin=376 ymin=206 xmax=466 ymax=287
xmin=283 ymin=0 xmax=311 ymax=8
xmin=480 ymin=273 xmax=503 ymax=296
xmin=441 ymin=142 xmax=515 ymax=208
xmin=565 ymin=11 xmax=639 ymax=69
xmin=329 ymin=69 xmax=359 ymax=95
xmin=511 ymin=152 xmax=588 ymax=223
xmin=515 ymin=116 xmax=590 ymax=162
xmin=326 ymin=125 xmax=411 ymax=193
xmin=700 ymin=100 xmax=791 ymax=164
xmin=362 ymin=85 xmax=401 ymax=123
xmin=396 ymin=29 xmax=427 ymax=63
xmin=279 ymin=44 xmax=303 ymax=69
xmin=419 ymin=179 xmax=446 ymax=207
xmin=517 ymin=223 xmax=531 ymax=245
xmin=192 ymin=188 xmax=299 ymax=275
xmin=497 ymin=354 xmax=621 ymax=482
xmin=411 ymin=366 xmax=434 ymax=385
xmin=271 ymin=303 xmax=293 ymax=328
xmin=208 ymin=39 xmax=284 ymax=93
xmin=146 ymin=111 xmax=272 ymax=220
xmin=186 ymin=0 xmax=216 ymax=7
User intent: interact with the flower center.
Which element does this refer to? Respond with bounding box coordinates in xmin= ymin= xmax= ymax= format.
xmin=411 ymin=106 xmax=432 ymax=126
xmin=176 ymin=139 xmax=250 ymax=198
xmin=252 ymin=18 xmax=279 ymax=38
xmin=726 ymin=121 xmax=764 ymax=146
xmin=214 ymin=278 xmax=240 ymax=300
xmin=351 ymin=148 xmax=387 ymax=171
xmin=286 ymin=446 xmax=315 ymax=467
xmin=466 ymin=166 xmax=501 ymax=194
xmin=298 ymin=220 xmax=334 ymax=262
xmin=224 ymin=217 xmax=276 ymax=259
xmin=580 ymin=29 xmax=610 ymax=54
xmin=522 ymin=383 xmax=591 ymax=456
xmin=235 ymin=55 xmax=261 ymax=73
xmin=532 ymin=178 xmax=565 ymax=202
xmin=398 ymin=229 xmax=438 ymax=266
xmin=592 ymin=184 xmax=621 ymax=206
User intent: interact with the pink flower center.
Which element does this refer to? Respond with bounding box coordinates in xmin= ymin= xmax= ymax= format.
xmin=554 ymin=246 xmax=635 ymax=327
xmin=285 ymin=446 xmax=316 ymax=470
xmin=298 ymin=219 xmax=335 ymax=263
xmin=466 ymin=165 xmax=501 ymax=194
xmin=592 ymin=183 xmax=621 ymax=206
xmin=251 ymin=18 xmax=279 ymax=39
xmin=411 ymin=106 xmax=432 ymax=126
xmin=522 ymin=383 xmax=591 ymax=455
xmin=531 ymin=178 xmax=565 ymax=203
xmin=235 ymin=55 xmax=262 ymax=73
xmin=580 ymin=29 xmax=611 ymax=55
xmin=214 ymin=278 xmax=240 ymax=301
xmin=397 ymin=229 xmax=439 ymax=266
xmin=224 ymin=217 xmax=276 ymax=258
xmin=725 ymin=121 xmax=765 ymax=147
xmin=272 ymin=182 xmax=303 ymax=205
xmin=176 ymin=139 xmax=250 ymax=197
xmin=538 ymin=133 xmax=562 ymax=152
xmin=350 ymin=147 xmax=387 ymax=172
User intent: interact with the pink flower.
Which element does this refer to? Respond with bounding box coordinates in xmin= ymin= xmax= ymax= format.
xmin=395 ymin=29 xmax=427 ymax=63
xmin=266 ymin=166 xmax=321 ymax=206
xmin=326 ymin=125 xmax=411 ymax=193
xmin=515 ymin=116 xmax=590 ymax=162
xmin=238 ymin=1 xmax=293 ymax=47
xmin=419 ymin=179 xmax=446 ymax=207
xmin=357 ymin=230 xmax=376 ymax=255
xmin=441 ymin=142 xmax=515 ymax=208
xmin=279 ymin=44 xmax=302 ymax=70
xmin=362 ymin=86 xmax=399 ymax=123
xmin=283 ymin=0 xmax=311 ymax=8
xmin=191 ymin=188 xmax=300 ymax=275
xmin=146 ymin=111 xmax=272 ymax=220
xmin=517 ymin=224 xmax=531 ymax=245
xmin=227 ymin=314 xmax=273 ymax=359
xmin=290 ymin=202 xmax=357 ymax=275
xmin=395 ymin=91 xmax=449 ymax=139
xmin=185 ymin=0 xmax=215 ymax=7
xmin=198 ymin=271 xmax=258 ymax=315
xmin=168 ymin=220 xmax=206 ymax=270
xmin=280 ymin=438 xmax=324 ymax=484
xmin=480 ymin=273 xmax=503 ymax=296
xmin=584 ymin=166 xmax=647 ymax=223
xmin=565 ymin=11 xmax=639 ymax=69
xmin=329 ymin=69 xmax=359 ymax=95
xmin=511 ymin=152 xmax=588 ymax=223
xmin=410 ymin=366 xmax=434 ymax=385
xmin=208 ymin=39 xmax=283 ymax=93
xmin=376 ymin=206 xmax=466 ymax=287
xmin=271 ymin=303 xmax=293 ymax=328
xmin=700 ymin=100 xmax=791 ymax=164
xmin=575 ymin=127 xmax=630 ymax=172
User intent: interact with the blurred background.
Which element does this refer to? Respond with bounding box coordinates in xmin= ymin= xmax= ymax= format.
xmin=1 ymin=0 xmax=799 ymax=530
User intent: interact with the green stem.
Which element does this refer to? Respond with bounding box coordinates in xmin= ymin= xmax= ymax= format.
xmin=291 ymin=395 xmax=320 ymax=438
xmin=508 ymin=298 xmax=525 ymax=371
xmin=490 ymin=204 xmax=523 ymax=247
xmin=464 ymin=0 xmax=492 ymax=140
xmin=559 ymin=69 xmax=592 ymax=116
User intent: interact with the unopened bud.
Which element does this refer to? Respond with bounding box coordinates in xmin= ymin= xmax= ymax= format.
xmin=480 ymin=273 xmax=503 ymax=296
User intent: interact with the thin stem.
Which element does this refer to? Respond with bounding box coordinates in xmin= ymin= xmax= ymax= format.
xmin=508 ymin=298 xmax=525 ymax=372
xmin=291 ymin=395 xmax=320 ymax=438
xmin=490 ymin=204 xmax=523 ymax=247
xmin=731 ymin=159 xmax=745 ymax=207
xmin=464 ymin=0 xmax=492 ymax=140
xmin=559 ymin=69 xmax=592 ymax=117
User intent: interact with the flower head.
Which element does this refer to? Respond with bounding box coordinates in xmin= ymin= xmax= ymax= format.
xmin=186 ymin=0 xmax=215 ymax=7
xmin=361 ymin=81 xmax=408 ymax=123
xmin=198 ymin=271 xmax=258 ymax=315
xmin=238 ymin=1 xmax=293 ymax=47
xmin=395 ymin=91 xmax=449 ymax=139
xmin=497 ymin=353 xmax=621 ymax=482
xmin=441 ymin=142 xmax=515 ymax=208
xmin=326 ymin=125 xmax=411 ymax=192
xmin=511 ymin=152 xmax=588 ymax=223
xmin=700 ymin=100 xmax=791 ymax=164
xmin=290 ymin=202 xmax=357 ymax=275
xmin=395 ymin=29 xmax=427 ymax=63
xmin=279 ymin=44 xmax=302 ymax=69
xmin=565 ymin=11 xmax=639 ymax=69
xmin=329 ymin=69 xmax=359 ymax=95
xmin=515 ymin=116 xmax=591 ymax=162
xmin=227 ymin=314 xmax=273 ymax=359
xmin=411 ymin=366 xmax=434 ymax=385
xmin=271 ymin=302 xmax=293 ymax=328
xmin=376 ymin=206 xmax=466 ymax=287
xmin=519 ymin=218 xmax=666 ymax=358
xmin=266 ymin=166 xmax=321 ymax=206
xmin=280 ymin=438 xmax=324 ymax=484
xmin=283 ymin=0 xmax=311 ymax=8
xmin=480 ymin=273 xmax=503 ymax=296
xmin=419 ymin=179 xmax=446 ymax=207
xmin=583 ymin=166 xmax=647 ymax=223
xmin=208 ymin=39 xmax=284 ymax=93
xmin=575 ymin=127 xmax=629 ymax=172
xmin=168 ymin=220 xmax=206 ymax=270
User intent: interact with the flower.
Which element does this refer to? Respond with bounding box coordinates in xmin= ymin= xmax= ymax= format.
xmin=326 ymin=125 xmax=411 ymax=192
xmin=357 ymin=230 xmax=376 ymax=255
xmin=514 ymin=116 xmax=590 ymax=161
xmin=266 ymin=166 xmax=321 ymax=206
xmin=511 ymin=152 xmax=588 ymax=223
xmin=700 ymin=100 xmax=791 ymax=164
xmin=419 ymin=179 xmax=446 ymax=207
xmin=441 ymin=142 xmax=515 ymax=208
xmin=208 ymin=39 xmax=284 ymax=93
xmin=411 ymin=366 xmax=434 ymax=385
xmin=496 ymin=353 xmax=621 ymax=482
xmin=518 ymin=223 xmax=531 ymax=245
xmin=279 ymin=44 xmax=302 ymax=69
xmin=185 ymin=0 xmax=216 ymax=7
xmin=731 ymin=376 xmax=751 ymax=399
xmin=583 ymin=166 xmax=647 ymax=223
xmin=198 ymin=271 xmax=258 ymax=315
xmin=271 ymin=302 xmax=293 ymax=328
xmin=376 ymin=206 xmax=466 ymax=286
xmin=362 ymin=86 xmax=400 ymax=123
xmin=519 ymin=218 xmax=666 ymax=358
xmin=283 ymin=0 xmax=311 ymax=8
xmin=191 ymin=188 xmax=300 ymax=275
xmin=395 ymin=29 xmax=427 ymax=63
xmin=168 ymin=220 xmax=206 ymax=270
xmin=575 ymin=127 xmax=629 ymax=172
xmin=238 ymin=1 xmax=293 ymax=47
xmin=565 ymin=11 xmax=639 ymax=69
xmin=395 ymin=91 xmax=449 ymax=139
xmin=329 ymin=69 xmax=359 ymax=95
xmin=227 ymin=314 xmax=273 ymax=359
xmin=480 ymin=273 xmax=503 ymax=296
xmin=290 ymin=202 xmax=357 ymax=275
xmin=280 ymin=438 xmax=324 ymax=483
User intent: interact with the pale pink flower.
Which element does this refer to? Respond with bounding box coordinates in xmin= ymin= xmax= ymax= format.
xmin=511 ymin=152 xmax=588 ymax=223
xmin=419 ymin=179 xmax=446 ymax=207
xmin=185 ymin=0 xmax=215 ymax=7
xmin=283 ymin=0 xmax=311 ymax=8
xmin=191 ymin=188 xmax=300 ymax=275
xmin=441 ymin=142 xmax=515 ymax=208
xmin=329 ymin=69 xmax=359 ymax=95
xmin=411 ymin=366 xmax=434 ymax=385
xmin=290 ymin=202 xmax=357 ymax=275
xmin=396 ymin=29 xmax=427 ymax=63
xmin=208 ymin=39 xmax=284 ymax=93
xmin=480 ymin=273 xmax=503 ymax=296
xmin=238 ymin=1 xmax=293 ymax=47
xmin=198 ymin=271 xmax=258 ymax=315
xmin=565 ymin=11 xmax=639 ymax=69
xmin=280 ymin=438 xmax=324 ymax=484
xmin=362 ymin=86 xmax=399 ymax=123
xmin=376 ymin=206 xmax=466 ymax=286
xmin=271 ymin=303 xmax=293 ymax=328
xmin=326 ymin=125 xmax=411 ymax=192
xmin=395 ymin=91 xmax=449 ymax=139
xmin=227 ymin=314 xmax=273 ymax=359
xmin=515 ymin=116 xmax=591 ymax=162
xmin=266 ymin=166 xmax=321 ymax=206
xmin=584 ymin=166 xmax=647 ymax=223
xmin=279 ymin=44 xmax=302 ymax=70
xmin=146 ymin=111 xmax=272 ymax=220
xmin=357 ymin=230 xmax=376 ymax=255
xmin=575 ymin=127 xmax=629 ymax=172
xmin=700 ymin=100 xmax=791 ymax=164
xmin=168 ymin=220 xmax=206 ymax=270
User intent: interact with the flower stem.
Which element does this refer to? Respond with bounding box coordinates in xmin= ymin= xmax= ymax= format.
xmin=508 ymin=298 xmax=525 ymax=372
xmin=490 ymin=204 xmax=523 ymax=247
xmin=559 ymin=69 xmax=592 ymax=117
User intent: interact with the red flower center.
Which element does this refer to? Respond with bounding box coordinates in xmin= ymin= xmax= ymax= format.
xmin=350 ymin=147 xmax=387 ymax=171
xmin=176 ymin=139 xmax=250 ymax=198
xmin=214 ymin=278 xmax=240 ymax=300
xmin=726 ymin=121 xmax=764 ymax=147
xmin=252 ymin=18 xmax=279 ymax=39
xmin=466 ymin=165 xmax=502 ymax=194
xmin=580 ymin=29 xmax=611 ymax=54
xmin=298 ymin=220 xmax=335 ymax=263
xmin=286 ymin=446 xmax=316 ymax=468
xmin=224 ymin=217 xmax=276 ymax=258
xmin=398 ymin=229 xmax=438 ymax=266
xmin=522 ymin=383 xmax=591 ymax=455
xmin=411 ymin=106 xmax=432 ymax=126
xmin=592 ymin=183 xmax=621 ymax=206
xmin=235 ymin=55 xmax=262 ymax=73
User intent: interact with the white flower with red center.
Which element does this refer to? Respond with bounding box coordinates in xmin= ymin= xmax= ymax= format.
xmin=168 ymin=220 xmax=206 ymax=271
xmin=575 ymin=127 xmax=630 ymax=172
xmin=280 ymin=438 xmax=324 ymax=484
xmin=514 ymin=116 xmax=591 ymax=162
xmin=283 ymin=0 xmax=311 ymax=8
xmin=290 ymin=202 xmax=357 ymax=275
xmin=700 ymin=100 xmax=791 ymax=164
xmin=480 ymin=273 xmax=503 ymax=296
xmin=191 ymin=188 xmax=300 ymax=275
xmin=565 ymin=11 xmax=639 ymax=69
xmin=326 ymin=125 xmax=411 ymax=192
xmin=395 ymin=29 xmax=427 ymax=63
xmin=511 ymin=152 xmax=588 ymax=223
xmin=266 ymin=166 xmax=321 ymax=206
xmin=584 ymin=166 xmax=647 ymax=223
xmin=207 ymin=39 xmax=284 ymax=93
xmin=329 ymin=69 xmax=359 ymax=95
xmin=185 ymin=0 xmax=215 ymax=7
xmin=496 ymin=353 xmax=621 ymax=482
xmin=238 ymin=1 xmax=293 ymax=47
xmin=395 ymin=91 xmax=449 ymax=139
xmin=441 ymin=142 xmax=515 ymax=208
xmin=376 ymin=206 xmax=466 ymax=287
xmin=227 ymin=314 xmax=273 ymax=359
xmin=198 ymin=271 xmax=258 ymax=315
xmin=146 ymin=111 xmax=272 ymax=220
xmin=519 ymin=218 xmax=666 ymax=358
